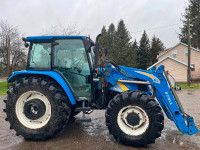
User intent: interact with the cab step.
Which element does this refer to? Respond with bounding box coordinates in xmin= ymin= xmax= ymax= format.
xmin=75 ymin=97 xmax=92 ymax=122
xmin=75 ymin=107 xmax=91 ymax=112
xmin=77 ymin=97 xmax=88 ymax=102
xmin=76 ymin=118 xmax=91 ymax=122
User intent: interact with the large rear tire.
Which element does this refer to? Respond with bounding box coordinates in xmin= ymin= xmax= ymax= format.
xmin=105 ymin=91 xmax=164 ymax=147
xmin=4 ymin=76 xmax=71 ymax=140
xmin=70 ymin=107 xmax=80 ymax=118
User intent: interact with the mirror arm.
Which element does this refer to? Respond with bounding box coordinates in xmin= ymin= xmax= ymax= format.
xmin=94 ymin=34 xmax=102 ymax=68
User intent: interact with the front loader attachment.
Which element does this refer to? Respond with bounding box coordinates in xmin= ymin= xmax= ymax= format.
xmin=117 ymin=65 xmax=200 ymax=135
xmin=163 ymin=67 xmax=199 ymax=135
xmin=151 ymin=65 xmax=199 ymax=135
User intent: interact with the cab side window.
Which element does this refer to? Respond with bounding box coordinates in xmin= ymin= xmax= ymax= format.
xmin=29 ymin=43 xmax=51 ymax=69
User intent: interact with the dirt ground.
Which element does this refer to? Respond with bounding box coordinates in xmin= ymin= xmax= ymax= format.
xmin=0 ymin=89 xmax=200 ymax=150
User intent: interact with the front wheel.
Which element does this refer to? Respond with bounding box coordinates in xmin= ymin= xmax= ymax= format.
xmin=4 ymin=76 xmax=71 ymax=140
xmin=105 ymin=91 xmax=164 ymax=147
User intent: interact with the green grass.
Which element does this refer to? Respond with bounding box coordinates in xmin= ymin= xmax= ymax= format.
xmin=0 ymin=82 xmax=7 ymax=95
xmin=175 ymin=82 xmax=200 ymax=89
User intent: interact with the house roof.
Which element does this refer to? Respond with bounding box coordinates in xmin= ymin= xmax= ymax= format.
xmin=147 ymin=56 xmax=194 ymax=70
xmin=157 ymin=42 xmax=200 ymax=58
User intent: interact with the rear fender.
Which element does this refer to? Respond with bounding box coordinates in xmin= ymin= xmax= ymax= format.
xmin=8 ymin=70 xmax=76 ymax=105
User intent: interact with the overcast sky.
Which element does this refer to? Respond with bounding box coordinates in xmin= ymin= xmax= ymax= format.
xmin=0 ymin=0 xmax=188 ymax=48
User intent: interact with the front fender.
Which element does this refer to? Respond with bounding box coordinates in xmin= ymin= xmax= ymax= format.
xmin=8 ymin=70 xmax=76 ymax=105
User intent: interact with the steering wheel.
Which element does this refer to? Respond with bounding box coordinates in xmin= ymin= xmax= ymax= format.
xmin=70 ymin=59 xmax=82 ymax=72
xmin=70 ymin=59 xmax=81 ymax=69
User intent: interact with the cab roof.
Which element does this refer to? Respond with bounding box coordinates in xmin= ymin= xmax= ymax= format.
xmin=25 ymin=36 xmax=85 ymax=41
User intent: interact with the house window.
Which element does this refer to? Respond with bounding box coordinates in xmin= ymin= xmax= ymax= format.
xmin=172 ymin=50 xmax=177 ymax=58
xmin=191 ymin=64 xmax=195 ymax=71
xmin=185 ymin=49 xmax=188 ymax=57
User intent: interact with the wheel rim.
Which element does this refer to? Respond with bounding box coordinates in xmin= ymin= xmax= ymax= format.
xmin=15 ymin=91 xmax=51 ymax=129
xmin=117 ymin=105 xmax=149 ymax=136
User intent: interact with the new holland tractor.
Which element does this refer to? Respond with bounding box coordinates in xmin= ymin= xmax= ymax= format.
xmin=3 ymin=35 xmax=199 ymax=147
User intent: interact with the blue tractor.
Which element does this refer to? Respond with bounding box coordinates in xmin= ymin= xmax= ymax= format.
xmin=3 ymin=35 xmax=199 ymax=147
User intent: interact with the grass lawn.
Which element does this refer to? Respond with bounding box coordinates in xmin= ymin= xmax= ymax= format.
xmin=175 ymin=82 xmax=200 ymax=89
xmin=0 ymin=82 xmax=7 ymax=95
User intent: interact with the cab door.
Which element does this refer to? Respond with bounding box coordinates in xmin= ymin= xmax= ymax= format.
xmin=53 ymin=39 xmax=91 ymax=100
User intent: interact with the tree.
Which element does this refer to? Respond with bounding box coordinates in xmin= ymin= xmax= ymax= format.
xmin=179 ymin=0 xmax=200 ymax=48
xmin=98 ymin=26 xmax=108 ymax=63
xmin=0 ymin=21 xmax=26 ymax=77
xmin=98 ymin=20 xmax=139 ymax=67
xmin=99 ymin=26 xmax=108 ymax=49
xmin=114 ymin=20 xmax=132 ymax=66
xmin=149 ymin=36 xmax=165 ymax=65
xmin=42 ymin=23 xmax=81 ymax=35
xmin=98 ymin=20 xmax=165 ymax=68
xmin=130 ymin=39 xmax=138 ymax=68
xmin=107 ymin=23 xmax=116 ymax=59
xmin=137 ymin=30 xmax=150 ymax=70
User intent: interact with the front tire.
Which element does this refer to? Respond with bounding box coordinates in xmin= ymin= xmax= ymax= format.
xmin=4 ymin=76 xmax=71 ymax=140
xmin=105 ymin=91 xmax=164 ymax=147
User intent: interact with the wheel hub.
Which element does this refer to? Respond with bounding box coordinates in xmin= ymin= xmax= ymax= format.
xmin=16 ymin=91 xmax=51 ymax=129
xmin=126 ymin=112 xmax=140 ymax=126
xmin=117 ymin=105 xmax=149 ymax=136
xmin=24 ymin=99 xmax=46 ymax=120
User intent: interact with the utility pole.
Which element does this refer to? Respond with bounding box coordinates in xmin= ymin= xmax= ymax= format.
xmin=187 ymin=18 xmax=191 ymax=86
xmin=7 ymin=37 xmax=11 ymax=89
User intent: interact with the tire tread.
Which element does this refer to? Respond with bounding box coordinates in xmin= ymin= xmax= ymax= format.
xmin=4 ymin=76 xmax=71 ymax=141
xmin=105 ymin=91 xmax=164 ymax=147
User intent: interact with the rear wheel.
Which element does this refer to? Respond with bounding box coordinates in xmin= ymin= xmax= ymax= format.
xmin=105 ymin=91 xmax=164 ymax=147
xmin=4 ymin=76 xmax=71 ymax=140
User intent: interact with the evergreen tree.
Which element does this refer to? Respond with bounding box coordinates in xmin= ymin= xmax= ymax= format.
xmin=137 ymin=31 xmax=150 ymax=70
xmin=149 ymin=36 xmax=165 ymax=65
xmin=114 ymin=19 xmax=132 ymax=66
xmin=99 ymin=26 xmax=108 ymax=49
xmin=130 ymin=39 xmax=138 ymax=68
xmin=179 ymin=0 xmax=200 ymax=48
xmin=107 ymin=23 xmax=116 ymax=59
xmin=98 ymin=26 xmax=108 ymax=64
xmin=98 ymin=19 xmax=165 ymax=68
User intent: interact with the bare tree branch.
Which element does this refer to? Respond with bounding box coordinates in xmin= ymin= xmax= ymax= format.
xmin=41 ymin=22 xmax=81 ymax=36
xmin=0 ymin=20 xmax=27 ymax=77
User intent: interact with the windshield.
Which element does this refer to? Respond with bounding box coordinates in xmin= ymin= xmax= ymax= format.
xmin=53 ymin=39 xmax=90 ymax=74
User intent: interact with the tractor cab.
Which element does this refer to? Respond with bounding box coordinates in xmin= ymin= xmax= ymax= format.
xmin=25 ymin=36 xmax=95 ymax=100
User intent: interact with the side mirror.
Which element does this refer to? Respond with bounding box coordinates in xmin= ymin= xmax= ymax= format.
xmin=24 ymin=42 xmax=29 ymax=48
xmin=87 ymin=47 xmax=91 ymax=53
xmin=22 ymin=37 xmax=29 ymax=48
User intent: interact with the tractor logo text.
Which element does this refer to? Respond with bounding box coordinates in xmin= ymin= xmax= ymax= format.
xmin=165 ymin=92 xmax=173 ymax=105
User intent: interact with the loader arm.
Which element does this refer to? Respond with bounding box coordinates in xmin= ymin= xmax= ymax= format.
xmin=106 ymin=64 xmax=199 ymax=135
